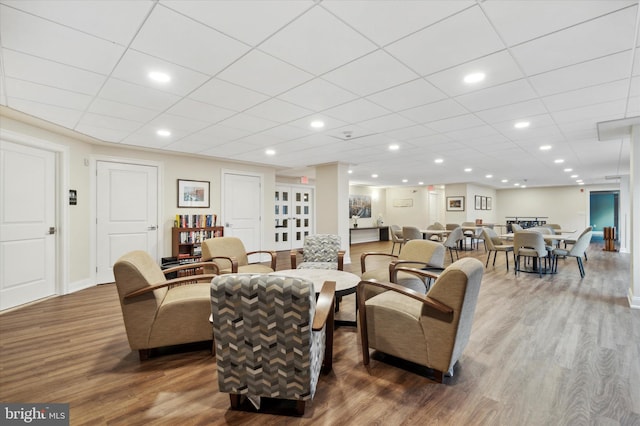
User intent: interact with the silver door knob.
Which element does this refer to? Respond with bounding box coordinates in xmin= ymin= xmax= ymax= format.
xmin=147 ymin=226 xmax=157 ymax=231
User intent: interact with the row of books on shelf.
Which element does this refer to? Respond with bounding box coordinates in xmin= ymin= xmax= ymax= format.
xmin=178 ymin=229 xmax=222 ymax=244
xmin=175 ymin=214 xmax=217 ymax=228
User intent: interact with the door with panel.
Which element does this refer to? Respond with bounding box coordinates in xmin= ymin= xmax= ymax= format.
xmin=274 ymin=185 xmax=313 ymax=252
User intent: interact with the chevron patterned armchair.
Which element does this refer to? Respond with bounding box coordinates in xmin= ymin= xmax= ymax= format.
xmin=210 ymin=274 xmax=336 ymax=415
xmin=290 ymin=234 xmax=345 ymax=270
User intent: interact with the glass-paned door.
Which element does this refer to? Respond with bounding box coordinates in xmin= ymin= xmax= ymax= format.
xmin=275 ymin=185 xmax=313 ymax=251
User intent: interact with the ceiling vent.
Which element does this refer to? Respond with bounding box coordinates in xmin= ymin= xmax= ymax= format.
xmin=329 ymin=130 xmax=379 ymax=141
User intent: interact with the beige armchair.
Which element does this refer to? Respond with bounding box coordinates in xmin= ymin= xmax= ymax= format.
xmin=201 ymin=236 xmax=276 ymax=274
xmin=482 ymin=227 xmax=513 ymax=271
xmin=357 ymin=258 xmax=484 ymax=382
xmin=513 ymin=231 xmax=549 ymax=277
xmin=113 ymin=250 xmax=219 ymax=360
xmin=361 ymin=239 xmax=445 ymax=295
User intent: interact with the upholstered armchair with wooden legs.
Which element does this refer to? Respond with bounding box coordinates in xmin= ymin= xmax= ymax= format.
xmin=360 ymin=239 xmax=445 ymax=297
xmin=390 ymin=225 xmax=404 ymax=254
xmin=290 ymin=234 xmax=344 ymax=270
xmin=113 ymin=250 xmax=219 ymax=361
xmin=201 ymin=236 xmax=276 ymax=274
xmin=357 ymin=258 xmax=484 ymax=382
xmin=210 ymin=274 xmax=335 ymax=415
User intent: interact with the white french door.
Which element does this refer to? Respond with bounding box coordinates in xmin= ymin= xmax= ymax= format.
xmin=274 ymin=185 xmax=313 ymax=251
xmin=95 ymin=160 xmax=159 ymax=284
xmin=0 ymin=140 xmax=56 ymax=310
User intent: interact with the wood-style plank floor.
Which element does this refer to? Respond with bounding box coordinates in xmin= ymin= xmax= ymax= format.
xmin=1 ymin=240 xmax=639 ymax=425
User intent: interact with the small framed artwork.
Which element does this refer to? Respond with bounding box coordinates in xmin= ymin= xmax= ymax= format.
xmin=475 ymin=195 xmax=482 ymax=210
xmin=487 ymin=197 xmax=492 ymax=210
xmin=177 ymin=179 xmax=210 ymax=208
xmin=446 ymin=196 xmax=465 ymax=211
xmin=481 ymin=196 xmax=487 ymax=210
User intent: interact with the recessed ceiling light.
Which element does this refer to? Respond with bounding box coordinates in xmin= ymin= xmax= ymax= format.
xmin=485 ymin=174 xmax=493 ymax=178
xmin=434 ymin=158 xmax=443 ymax=164
xmin=514 ymin=183 xmax=520 ymax=186
xmin=463 ymin=72 xmax=485 ymax=84
xmin=539 ymin=145 xmax=552 ymax=151
xmin=371 ymin=174 xmax=378 ymax=178
xmin=571 ymin=174 xmax=578 ymax=178
xmin=578 ymin=182 xmax=585 ymax=185
xmin=576 ymin=179 xmax=583 ymax=183
xmin=310 ymin=120 xmax=324 ymax=129
xmin=418 ymin=181 xmax=424 ymax=185
xmin=348 ymin=169 xmax=353 ymax=174
xmin=464 ymin=168 xmax=472 ymax=172
xmin=501 ymin=179 xmax=508 ymax=183
xmin=564 ymin=168 xmax=573 ymax=172
xmin=389 ymin=144 xmax=399 ymax=151
xmin=265 ymin=149 xmax=276 ymax=156
xmin=521 ymin=185 xmax=527 ymax=188
xmin=554 ymin=159 xmax=565 ymax=164
xmin=148 ymin=71 xmax=170 ymax=83
xmin=156 ymin=129 xmax=171 ymax=137
xmin=514 ymin=121 xmax=530 ymax=129
xmin=402 ymin=179 xmax=408 ymax=183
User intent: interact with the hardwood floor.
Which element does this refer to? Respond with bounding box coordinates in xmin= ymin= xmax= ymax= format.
xmin=1 ymin=240 xmax=639 ymax=425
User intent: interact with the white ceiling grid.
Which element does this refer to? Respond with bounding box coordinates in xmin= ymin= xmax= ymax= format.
xmin=0 ymin=0 xmax=638 ymax=188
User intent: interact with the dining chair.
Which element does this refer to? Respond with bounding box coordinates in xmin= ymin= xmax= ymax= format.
xmin=552 ymin=228 xmax=593 ymax=277
xmin=390 ymin=225 xmax=404 ymax=254
xmin=513 ymin=231 xmax=549 ymax=278
xmin=482 ymin=228 xmax=513 ymax=271
xmin=402 ymin=226 xmax=423 ymax=242
xmin=424 ymin=222 xmax=445 ymax=241
xmin=442 ymin=227 xmax=463 ymax=263
xmin=563 ymin=226 xmax=593 ymax=260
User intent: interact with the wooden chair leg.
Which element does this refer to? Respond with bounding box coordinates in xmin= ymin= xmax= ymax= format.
xmin=295 ymin=400 xmax=306 ymax=415
xmin=229 ymin=394 xmax=241 ymax=409
xmin=357 ymin=288 xmax=370 ymax=366
xmin=485 ymin=251 xmax=491 ymax=268
xmin=433 ymin=369 xmax=444 ymax=383
xmin=505 ymin=251 xmax=509 ymax=271
xmin=138 ymin=349 xmax=150 ymax=361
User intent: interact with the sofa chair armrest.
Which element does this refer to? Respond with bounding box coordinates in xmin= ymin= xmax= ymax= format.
xmin=360 ymin=252 xmax=398 ymax=273
xmin=290 ymin=249 xmax=304 ymax=269
xmin=313 ymin=280 xmax=336 ymax=372
xmin=247 ymin=250 xmax=277 ymax=270
xmin=203 ymin=255 xmax=238 ymax=273
xmin=124 ymin=272 xmax=217 ymax=299
xmin=161 ymin=261 xmax=220 ymax=277
xmin=337 ymin=250 xmax=345 ymax=271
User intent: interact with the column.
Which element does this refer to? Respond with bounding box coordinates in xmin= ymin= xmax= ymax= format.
xmin=315 ymin=162 xmax=351 ymax=264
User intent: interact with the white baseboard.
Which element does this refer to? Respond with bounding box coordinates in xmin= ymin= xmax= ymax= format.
xmin=66 ymin=278 xmax=95 ymax=294
xmin=628 ymin=288 xmax=640 ymax=309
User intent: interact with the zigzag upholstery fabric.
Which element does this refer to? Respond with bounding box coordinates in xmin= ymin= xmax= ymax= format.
xmin=298 ymin=234 xmax=341 ymax=270
xmin=210 ymin=274 xmax=325 ymax=403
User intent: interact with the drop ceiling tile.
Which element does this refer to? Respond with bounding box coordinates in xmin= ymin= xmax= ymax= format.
xmin=551 ymin=99 xmax=627 ymax=124
xmin=386 ymin=5 xmax=504 ymax=76
xmin=323 ymin=0 xmax=474 ymax=46
xmin=200 ymin=141 xmax=262 ymax=158
xmin=542 ymin=79 xmax=630 ymax=112
xmin=482 ymin=0 xmax=636 ymax=46
xmin=74 ymin=123 xmax=130 ymax=143
xmin=399 ymin=99 xmax=468 ymax=124
xmin=259 ymin=6 xmax=376 ymax=75
xmin=4 ymin=78 xmax=92 ymax=111
xmin=0 ymin=5 xmax=125 ymax=74
xmin=189 ymin=124 xmax=252 ymax=144
xmin=131 ymin=5 xmax=250 ymax=75
xmin=112 ymin=49 xmax=210 ymax=96
xmin=383 ymin=125 xmax=436 ymax=141
xmin=427 ymin=114 xmax=486 ymax=133
xmin=529 ymin=51 xmax=632 ymax=97
xmin=426 ymin=50 xmax=523 ymax=97
xmin=216 ymin=50 xmax=313 ymax=96
xmin=455 ymin=79 xmax=537 ymax=112
xmin=167 ymin=98 xmax=236 ymax=125
xmin=510 ymin=7 xmax=637 ymax=75
xmin=2 ymin=0 xmax=153 ymax=45
xmin=263 ymin=124 xmax=313 ymax=141
xmin=7 ymin=98 xmax=84 ymax=129
xmin=233 ymin=133 xmax=284 ymax=149
xmin=244 ymin=98 xmax=313 ymax=124
xmin=366 ymin=78 xmax=447 ymax=112
xmin=358 ymin=113 xmax=417 ymax=133
xmin=278 ymin=79 xmax=358 ymax=112
xmin=322 ymin=50 xmax=418 ymax=96
xmin=474 ymin=99 xmax=548 ymax=124
xmin=1 ymin=50 xmax=106 ymax=95
xmin=162 ymin=0 xmax=313 ymax=46
xmin=99 ymin=78 xmax=180 ymax=111
xmin=145 ymin=113 xmax=211 ymax=136
xmin=87 ymin=98 xmax=158 ymax=123
xmin=287 ymin=114 xmax=348 ymax=132
xmin=322 ymin=98 xmax=390 ymax=123
xmin=218 ymin=112 xmax=279 ymax=133
xmin=189 ymin=78 xmax=269 ymax=112
xmin=77 ymin=112 xmax=142 ymax=133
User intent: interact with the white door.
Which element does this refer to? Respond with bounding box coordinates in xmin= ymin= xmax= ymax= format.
xmin=275 ymin=185 xmax=313 ymax=251
xmin=0 ymin=141 xmax=56 ymax=310
xmin=429 ymin=191 xmax=442 ymax=225
xmin=223 ymin=172 xmax=261 ymax=252
xmin=96 ymin=161 xmax=159 ymax=283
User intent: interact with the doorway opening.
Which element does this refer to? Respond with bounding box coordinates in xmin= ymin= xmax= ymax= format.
xmin=589 ymin=190 xmax=619 ymax=241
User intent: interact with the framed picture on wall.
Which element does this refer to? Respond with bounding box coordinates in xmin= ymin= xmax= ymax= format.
xmin=487 ymin=197 xmax=492 ymax=210
xmin=475 ymin=195 xmax=482 ymax=210
xmin=177 ymin=179 xmax=210 ymax=208
xmin=481 ymin=196 xmax=487 ymax=210
xmin=349 ymin=194 xmax=372 ymax=218
xmin=446 ymin=196 xmax=465 ymax=211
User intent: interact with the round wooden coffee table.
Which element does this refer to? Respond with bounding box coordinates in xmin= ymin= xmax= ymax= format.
xmin=269 ymin=269 xmax=360 ymax=327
